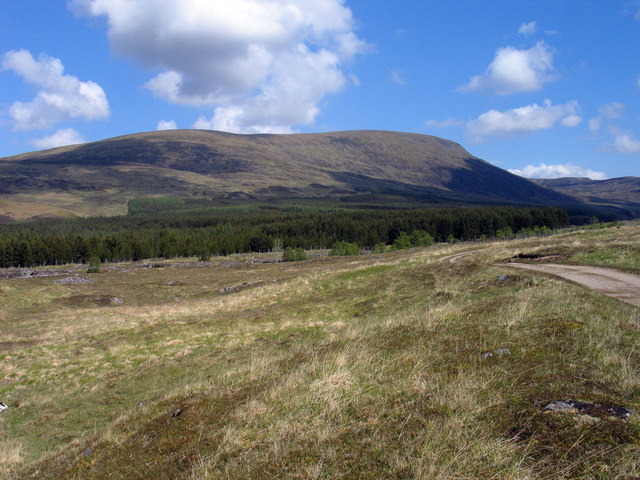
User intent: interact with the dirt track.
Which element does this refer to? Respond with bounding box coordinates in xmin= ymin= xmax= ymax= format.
xmin=439 ymin=250 xmax=482 ymax=264
xmin=440 ymin=249 xmax=640 ymax=307
xmin=503 ymin=262 xmax=640 ymax=307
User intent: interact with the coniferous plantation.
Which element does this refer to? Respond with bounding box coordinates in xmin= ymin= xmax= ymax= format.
xmin=0 ymin=202 xmax=568 ymax=267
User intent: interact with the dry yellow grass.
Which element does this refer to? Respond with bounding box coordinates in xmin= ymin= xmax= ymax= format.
xmin=2 ymin=225 xmax=640 ymax=478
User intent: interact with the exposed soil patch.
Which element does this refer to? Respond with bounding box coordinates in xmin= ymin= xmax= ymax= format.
xmin=542 ymin=400 xmax=632 ymax=420
xmin=508 ymin=252 xmax=569 ymax=263
xmin=473 ymin=274 xmax=531 ymax=293
xmin=64 ymin=295 xmax=123 ymax=306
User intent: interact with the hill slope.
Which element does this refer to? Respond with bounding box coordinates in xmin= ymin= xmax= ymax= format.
xmin=532 ymin=177 xmax=640 ymax=219
xmin=0 ymin=129 xmax=591 ymax=220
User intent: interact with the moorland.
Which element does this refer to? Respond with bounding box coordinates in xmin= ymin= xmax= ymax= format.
xmin=2 ymin=222 xmax=640 ymax=479
xmin=1 ymin=129 xmax=640 ymax=478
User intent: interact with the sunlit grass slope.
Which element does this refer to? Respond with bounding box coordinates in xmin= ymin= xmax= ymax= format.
xmin=2 ymin=225 xmax=640 ymax=478
xmin=0 ymin=130 xmax=581 ymax=220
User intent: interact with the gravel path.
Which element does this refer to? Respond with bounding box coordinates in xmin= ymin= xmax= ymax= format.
xmin=503 ymin=262 xmax=640 ymax=307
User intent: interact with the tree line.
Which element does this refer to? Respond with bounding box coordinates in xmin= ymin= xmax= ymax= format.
xmin=0 ymin=205 xmax=569 ymax=268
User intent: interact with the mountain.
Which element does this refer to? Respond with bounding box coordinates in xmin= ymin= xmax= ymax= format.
xmin=0 ymin=129 xmax=613 ymax=222
xmin=532 ymin=177 xmax=640 ymax=219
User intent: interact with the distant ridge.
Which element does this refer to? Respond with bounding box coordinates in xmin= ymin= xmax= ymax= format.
xmin=532 ymin=177 xmax=640 ymax=219
xmin=0 ymin=129 xmax=628 ymax=221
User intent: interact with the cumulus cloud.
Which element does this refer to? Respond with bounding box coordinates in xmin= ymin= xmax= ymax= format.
xmin=29 ymin=128 xmax=86 ymax=149
xmin=72 ymin=0 xmax=368 ymax=133
xmin=518 ymin=21 xmax=537 ymax=35
xmin=157 ymin=119 xmax=177 ymax=130
xmin=2 ymin=49 xmax=110 ymax=130
xmin=611 ymin=131 xmax=640 ymax=154
xmin=561 ymin=114 xmax=582 ymax=127
xmin=598 ymin=102 xmax=625 ymax=119
xmin=467 ymin=99 xmax=581 ymax=140
xmin=459 ymin=41 xmax=555 ymax=95
xmin=509 ymin=163 xmax=607 ymax=180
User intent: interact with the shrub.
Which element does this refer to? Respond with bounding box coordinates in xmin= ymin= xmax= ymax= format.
xmin=373 ymin=242 xmax=388 ymax=254
xmin=329 ymin=241 xmax=360 ymax=256
xmin=282 ymin=247 xmax=295 ymax=262
xmin=282 ymin=247 xmax=307 ymax=262
xmin=517 ymin=227 xmax=535 ymax=237
xmin=391 ymin=232 xmax=412 ymax=250
xmin=87 ymin=255 xmax=101 ymax=273
xmin=496 ymin=226 xmax=514 ymax=239
xmin=410 ymin=229 xmax=434 ymax=247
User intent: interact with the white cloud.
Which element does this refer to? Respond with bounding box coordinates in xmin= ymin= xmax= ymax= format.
xmin=390 ymin=70 xmax=406 ymax=86
xmin=611 ymin=131 xmax=640 ymax=154
xmin=157 ymin=119 xmax=177 ymax=130
xmin=459 ymin=41 xmax=555 ymax=95
xmin=73 ymin=0 xmax=368 ymax=133
xmin=561 ymin=114 xmax=582 ymax=127
xmin=29 ymin=128 xmax=86 ymax=149
xmin=467 ymin=99 xmax=581 ymax=140
xmin=598 ymin=102 xmax=624 ymax=119
xmin=192 ymin=44 xmax=346 ymax=133
xmin=193 ymin=106 xmax=293 ymax=134
xmin=588 ymin=117 xmax=602 ymax=135
xmin=518 ymin=21 xmax=537 ymax=35
xmin=509 ymin=163 xmax=607 ymax=180
xmin=2 ymin=49 xmax=110 ymax=130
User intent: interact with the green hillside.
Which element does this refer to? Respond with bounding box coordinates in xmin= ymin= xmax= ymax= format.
xmin=0 ymin=130 xmax=583 ymax=221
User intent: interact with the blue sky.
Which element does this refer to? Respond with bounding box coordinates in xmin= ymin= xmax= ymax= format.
xmin=1 ymin=0 xmax=639 ymax=179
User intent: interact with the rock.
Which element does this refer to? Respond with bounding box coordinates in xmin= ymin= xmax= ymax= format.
xmin=497 ymin=275 xmax=510 ymax=281
xmin=0 ymin=401 xmax=7 ymax=412
xmin=110 ymin=297 xmax=124 ymax=304
xmin=55 ymin=276 xmax=96 ymax=285
xmin=543 ymin=400 xmax=632 ymax=420
xmin=219 ymin=282 xmax=249 ymax=294
xmin=482 ymin=347 xmax=511 ymax=359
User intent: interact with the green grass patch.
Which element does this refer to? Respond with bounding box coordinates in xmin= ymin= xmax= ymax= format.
xmin=2 ymin=227 xmax=640 ymax=478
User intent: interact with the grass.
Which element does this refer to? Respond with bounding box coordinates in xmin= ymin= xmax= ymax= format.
xmin=1 ymin=225 xmax=640 ymax=478
xmin=499 ymin=222 xmax=640 ymax=273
